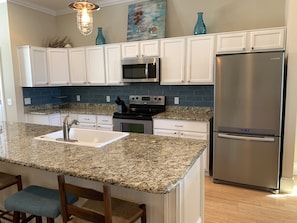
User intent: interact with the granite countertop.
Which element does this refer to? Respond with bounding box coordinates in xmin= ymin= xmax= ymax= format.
xmin=153 ymin=106 xmax=213 ymax=121
xmin=0 ymin=122 xmax=206 ymax=194
xmin=25 ymin=104 xmax=213 ymax=121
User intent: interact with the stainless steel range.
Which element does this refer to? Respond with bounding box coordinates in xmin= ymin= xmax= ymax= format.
xmin=113 ymin=95 xmax=166 ymax=134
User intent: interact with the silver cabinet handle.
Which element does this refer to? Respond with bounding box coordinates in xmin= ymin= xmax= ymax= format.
xmin=218 ymin=133 xmax=275 ymax=142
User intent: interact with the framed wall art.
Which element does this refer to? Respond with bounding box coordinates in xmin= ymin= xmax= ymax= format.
xmin=127 ymin=0 xmax=166 ymax=41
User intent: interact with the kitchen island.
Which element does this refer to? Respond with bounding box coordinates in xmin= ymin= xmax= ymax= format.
xmin=0 ymin=122 xmax=207 ymax=223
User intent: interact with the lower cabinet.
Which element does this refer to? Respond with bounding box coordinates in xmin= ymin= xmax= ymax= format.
xmin=153 ymin=119 xmax=210 ymax=175
xmin=25 ymin=113 xmax=61 ymax=126
xmin=97 ymin=115 xmax=113 ymax=131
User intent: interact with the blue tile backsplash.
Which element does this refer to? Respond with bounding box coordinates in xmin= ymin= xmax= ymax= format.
xmin=23 ymin=83 xmax=214 ymax=107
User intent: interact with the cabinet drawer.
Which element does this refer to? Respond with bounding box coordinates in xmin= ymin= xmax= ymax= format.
xmin=97 ymin=115 xmax=112 ymax=125
xmin=180 ymin=131 xmax=207 ymax=140
xmin=97 ymin=124 xmax=113 ymax=131
xmin=78 ymin=123 xmax=97 ymax=129
xmin=154 ymin=129 xmax=179 ymax=138
xmin=78 ymin=114 xmax=96 ymax=123
xmin=154 ymin=119 xmax=208 ymax=133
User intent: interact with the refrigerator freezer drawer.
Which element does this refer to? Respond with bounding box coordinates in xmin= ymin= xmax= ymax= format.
xmin=213 ymin=132 xmax=281 ymax=190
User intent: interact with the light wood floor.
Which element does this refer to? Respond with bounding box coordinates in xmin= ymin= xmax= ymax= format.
xmin=204 ymin=176 xmax=297 ymax=223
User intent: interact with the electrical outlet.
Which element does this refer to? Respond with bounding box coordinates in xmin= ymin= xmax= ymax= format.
xmin=76 ymin=95 xmax=80 ymax=101
xmin=174 ymin=97 xmax=179 ymax=105
xmin=24 ymin=98 xmax=31 ymax=105
xmin=106 ymin=96 xmax=111 ymax=102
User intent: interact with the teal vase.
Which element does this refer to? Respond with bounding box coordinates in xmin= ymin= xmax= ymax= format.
xmin=194 ymin=12 xmax=206 ymax=35
xmin=96 ymin=27 xmax=106 ymax=45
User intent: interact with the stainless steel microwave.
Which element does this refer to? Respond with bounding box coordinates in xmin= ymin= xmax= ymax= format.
xmin=121 ymin=57 xmax=160 ymax=83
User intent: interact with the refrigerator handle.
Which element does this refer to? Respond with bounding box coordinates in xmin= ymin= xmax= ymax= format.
xmin=218 ymin=133 xmax=275 ymax=142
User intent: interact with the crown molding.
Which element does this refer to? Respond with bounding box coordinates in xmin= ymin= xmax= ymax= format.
xmin=8 ymin=0 xmax=57 ymax=16
xmin=8 ymin=0 xmax=140 ymax=16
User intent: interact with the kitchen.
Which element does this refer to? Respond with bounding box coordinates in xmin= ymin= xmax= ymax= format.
xmin=0 ymin=0 xmax=297 ymax=222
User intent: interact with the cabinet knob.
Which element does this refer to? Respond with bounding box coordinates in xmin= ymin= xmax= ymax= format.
xmin=251 ymin=47 xmax=254 ymax=50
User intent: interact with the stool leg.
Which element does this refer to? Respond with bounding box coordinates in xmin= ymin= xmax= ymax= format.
xmin=16 ymin=175 xmax=26 ymax=221
xmin=35 ymin=216 xmax=42 ymax=223
xmin=12 ymin=211 xmax=20 ymax=223
xmin=46 ymin=218 xmax=54 ymax=223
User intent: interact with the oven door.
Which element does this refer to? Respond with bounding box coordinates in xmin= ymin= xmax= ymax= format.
xmin=113 ymin=118 xmax=153 ymax=134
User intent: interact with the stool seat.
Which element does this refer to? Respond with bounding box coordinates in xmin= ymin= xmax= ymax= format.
xmin=4 ymin=185 xmax=78 ymax=220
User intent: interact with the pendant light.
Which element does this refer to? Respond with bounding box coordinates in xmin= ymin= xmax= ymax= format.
xmin=69 ymin=1 xmax=100 ymax=36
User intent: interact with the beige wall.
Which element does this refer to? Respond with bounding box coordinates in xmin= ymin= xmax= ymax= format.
xmin=56 ymin=0 xmax=285 ymax=47
xmin=4 ymin=2 xmax=56 ymax=121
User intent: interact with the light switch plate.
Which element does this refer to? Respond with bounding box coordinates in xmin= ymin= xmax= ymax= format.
xmin=76 ymin=95 xmax=80 ymax=101
xmin=106 ymin=96 xmax=111 ymax=102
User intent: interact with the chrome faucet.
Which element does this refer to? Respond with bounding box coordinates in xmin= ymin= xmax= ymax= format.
xmin=63 ymin=115 xmax=79 ymax=141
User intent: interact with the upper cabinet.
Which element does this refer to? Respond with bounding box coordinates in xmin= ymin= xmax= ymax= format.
xmin=216 ymin=27 xmax=286 ymax=54
xmin=186 ymin=35 xmax=215 ymax=84
xmin=18 ymin=46 xmax=48 ymax=87
xmin=85 ymin=46 xmax=106 ymax=85
xmin=160 ymin=35 xmax=215 ymax=85
xmin=47 ymin=48 xmax=70 ymax=86
xmin=105 ymin=44 xmax=123 ymax=85
xmin=122 ymin=40 xmax=159 ymax=58
xmin=160 ymin=37 xmax=186 ymax=84
xmin=68 ymin=47 xmax=87 ymax=85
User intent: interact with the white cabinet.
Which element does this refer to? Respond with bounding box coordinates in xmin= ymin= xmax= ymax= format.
xmin=47 ymin=48 xmax=70 ymax=85
xmin=154 ymin=119 xmax=209 ymax=174
xmin=250 ymin=28 xmax=285 ymax=51
xmin=97 ymin=115 xmax=113 ymax=131
xmin=18 ymin=46 xmax=48 ymax=87
xmin=105 ymin=44 xmax=123 ymax=85
xmin=77 ymin=114 xmax=97 ymax=129
xmin=160 ymin=37 xmax=186 ymax=84
xmin=216 ymin=32 xmax=247 ymax=53
xmin=160 ymin=35 xmax=215 ymax=85
xmin=216 ymin=27 xmax=286 ymax=54
xmin=186 ymin=35 xmax=215 ymax=84
xmin=122 ymin=40 xmax=159 ymax=58
xmin=85 ymin=46 xmax=106 ymax=85
xmin=25 ymin=113 xmax=61 ymax=126
xmin=68 ymin=48 xmax=87 ymax=85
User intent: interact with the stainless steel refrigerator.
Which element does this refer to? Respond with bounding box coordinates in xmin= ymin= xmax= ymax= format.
xmin=213 ymin=51 xmax=285 ymax=193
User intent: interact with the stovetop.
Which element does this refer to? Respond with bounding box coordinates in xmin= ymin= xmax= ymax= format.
xmin=113 ymin=95 xmax=166 ymax=120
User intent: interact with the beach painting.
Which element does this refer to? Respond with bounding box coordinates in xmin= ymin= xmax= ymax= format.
xmin=127 ymin=0 xmax=166 ymax=41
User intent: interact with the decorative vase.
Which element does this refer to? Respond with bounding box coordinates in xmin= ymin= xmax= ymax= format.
xmin=194 ymin=12 xmax=206 ymax=35
xmin=96 ymin=27 xmax=106 ymax=45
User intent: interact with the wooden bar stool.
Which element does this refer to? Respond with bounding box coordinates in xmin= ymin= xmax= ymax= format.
xmin=4 ymin=184 xmax=78 ymax=223
xmin=0 ymin=172 xmax=23 ymax=222
xmin=58 ymin=174 xmax=146 ymax=223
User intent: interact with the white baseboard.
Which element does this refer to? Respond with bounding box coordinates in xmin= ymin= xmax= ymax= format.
xmin=280 ymin=176 xmax=295 ymax=193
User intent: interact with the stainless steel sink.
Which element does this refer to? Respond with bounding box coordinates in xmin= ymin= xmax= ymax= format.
xmin=35 ymin=128 xmax=129 ymax=148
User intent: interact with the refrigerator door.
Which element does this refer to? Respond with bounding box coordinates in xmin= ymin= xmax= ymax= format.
xmin=214 ymin=52 xmax=285 ymax=136
xmin=213 ymin=132 xmax=281 ymax=190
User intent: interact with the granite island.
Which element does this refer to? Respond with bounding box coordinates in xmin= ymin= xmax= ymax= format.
xmin=0 ymin=122 xmax=207 ymax=223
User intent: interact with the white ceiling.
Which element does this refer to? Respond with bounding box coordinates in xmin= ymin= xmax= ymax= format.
xmin=7 ymin=0 xmax=136 ymax=15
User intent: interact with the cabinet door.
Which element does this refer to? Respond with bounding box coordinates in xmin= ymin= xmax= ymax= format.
xmin=48 ymin=113 xmax=61 ymax=126
xmin=18 ymin=46 xmax=48 ymax=87
xmin=85 ymin=46 xmax=106 ymax=85
xmin=105 ymin=44 xmax=123 ymax=85
xmin=250 ymin=28 xmax=285 ymax=51
xmin=186 ymin=35 xmax=214 ymax=84
xmin=121 ymin=42 xmax=139 ymax=58
xmin=47 ymin=48 xmax=70 ymax=85
xmin=216 ymin=32 xmax=247 ymax=53
xmin=25 ymin=114 xmax=49 ymax=125
xmin=140 ymin=40 xmax=159 ymax=57
xmin=160 ymin=37 xmax=186 ymax=84
xmin=68 ymin=48 xmax=87 ymax=85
